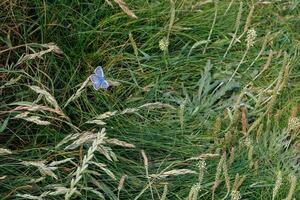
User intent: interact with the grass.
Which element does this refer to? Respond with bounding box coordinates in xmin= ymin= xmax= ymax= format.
xmin=1 ymin=0 xmax=300 ymax=199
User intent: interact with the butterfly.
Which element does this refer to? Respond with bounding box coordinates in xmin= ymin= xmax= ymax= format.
xmin=90 ymin=66 xmax=109 ymax=90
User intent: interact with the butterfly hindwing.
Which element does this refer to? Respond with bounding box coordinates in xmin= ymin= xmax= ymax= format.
xmin=100 ymin=79 xmax=109 ymax=90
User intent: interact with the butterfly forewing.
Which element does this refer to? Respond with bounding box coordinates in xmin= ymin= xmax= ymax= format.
xmin=90 ymin=75 xmax=102 ymax=90
xmin=94 ymin=66 xmax=104 ymax=78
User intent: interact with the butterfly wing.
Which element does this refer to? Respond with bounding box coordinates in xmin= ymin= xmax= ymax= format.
xmin=100 ymin=79 xmax=109 ymax=90
xmin=90 ymin=74 xmax=102 ymax=90
xmin=94 ymin=66 xmax=104 ymax=78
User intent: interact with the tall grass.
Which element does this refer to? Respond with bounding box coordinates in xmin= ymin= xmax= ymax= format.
xmin=1 ymin=0 xmax=299 ymax=199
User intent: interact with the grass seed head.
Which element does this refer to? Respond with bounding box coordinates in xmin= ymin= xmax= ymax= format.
xmin=231 ymin=190 xmax=241 ymax=200
xmin=272 ymin=170 xmax=282 ymax=200
xmin=286 ymin=174 xmax=297 ymax=200
xmin=159 ymin=37 xmax=169 ymax=52
xmin=246 ymin=28 xmax=257 ymax=48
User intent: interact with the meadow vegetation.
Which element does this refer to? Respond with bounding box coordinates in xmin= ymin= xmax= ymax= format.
xmin=0 ymin=0 xmax=299 ymax=199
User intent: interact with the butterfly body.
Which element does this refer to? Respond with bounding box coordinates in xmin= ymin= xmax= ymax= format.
xmin=90 ymin=66 xmax=109 ymax=90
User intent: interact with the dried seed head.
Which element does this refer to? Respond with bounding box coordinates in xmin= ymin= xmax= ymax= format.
xmin=229 ymin=147 xmax=235 ymax=165
xmin=241 ymin=107 xmax=248 ymax=135
xmin=113 ymin=0 xmax=138 ymax=19
xmin=197 ymin=160 xmax=206 ymax=184
xmin=97 ymin=111 xmax=118 ymax=120
xmin=118 ymin=175 xmax=127 ymax=192
xmin=21 ymin=160 xmax=58 ymax=179
xmin=197 ymin=160 xmax=206 ymax=170
xmin=223 ymin=159 xmax=231 ymax=194
xmin=0 ymin=148 xmax=12 ymax=155
xmin=14 ymin=112 xmax=30 ymax=119
xmin=150 ymin=169 xmax=197 ymax=179
xmin=212 ymin=152 xmax=226 ymax=198
xmin=188 ymin=182 xmax=201 ymax=200
xmin=188 ymin=153 xmax=219 ymax=161
xmin=65 ymin=131 xmax=98 ymax=150
xmin=138 ymin=102 xmax=174 ymax=110
xmin=64 ymin=77 xmax=90 ymax=108
xmin=29 ymin=177 xmax=45 ymax=183
xmin=87 ymin=102 xmax=174 ymax=125
xmin=291 ymin=106 xmax=299 ymax=117
xmin=24 ymin=116 xmax=51 ymax=125
xmin=106 ymin=138 xmax=135 ymax=148
xmin=16 ymin=194 xmax=43 ymax=199
xmin=141 ymin=150 xmax=148 ymax=167
xmin=85 ymin=119 xmax=106 ymax=125
xmin=18 ymin=43 xmax=62 ymax=64
xmin=161 ymin=184 xmax=168 ymax=200
xmin=121 ymin=108 xmax=139 ymax=114
xmin=49 ymin=158 xmax=73 ymax=167
xmin=213 ymin=116 xmax=221 ymax=140
xmin=65 ymin=129 xmax=106 ymax=200
xmin=48 ymin=186 xmax=69 ymax=196
xmin=29 ymin=85 xmax=60 ymax=110
xmin=45 ymin=42 xmax=63 ymax=54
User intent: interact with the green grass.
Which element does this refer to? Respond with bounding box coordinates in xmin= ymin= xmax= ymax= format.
xmin=1 ymin=0 xmax=300 ymax=199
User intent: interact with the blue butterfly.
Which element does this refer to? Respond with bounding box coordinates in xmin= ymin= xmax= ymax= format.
xmin=90 ymin=66 xmax=109 ymax=90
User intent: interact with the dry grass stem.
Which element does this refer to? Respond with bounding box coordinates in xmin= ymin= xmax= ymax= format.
xmin=113 ymin=0 xmax=137 ymax=18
